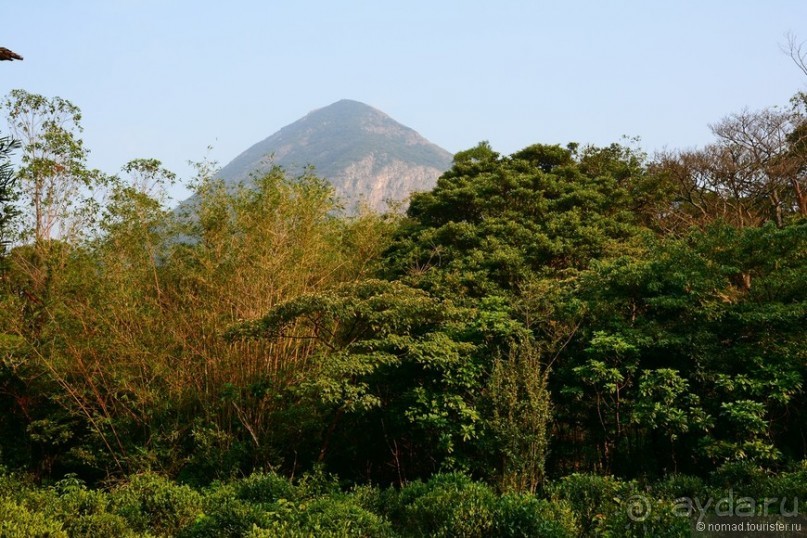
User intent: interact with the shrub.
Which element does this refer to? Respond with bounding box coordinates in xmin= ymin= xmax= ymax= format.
xmin=179 ymin=423 xmax=251 ymax=486
xmin=345 ymin=484 xmax=387 ymax=516
xmin=0 ymin=472 xmax=33 ymax=498
xmin=709 ymin=461 xmax=768 ymax=495
xmin=54 ymin=475 xmax=109 ymax=518
xmin=111 ymin=473 xmax=204 ymax=536
xmin=45 ymin=474 xmax=141 ymax=537
xmin=548 ymin=474 xmax=695 ymax=537
xmin=294 ymin=496 xmax=394 ymax=537
xmin=547 ymin=473 xmax=635 ymax=534
xmin=293 ymin=466 xmax=342 ymax=499
xmin=395 ymin=473 xmax=498 ymax=538
xmin=240 ymin=486 xmax=395 ymax=537
xmin=599 ymin=496 xmax=690 ymax=538
xmin=652 ymin=474 xmax=706 ymax=500
xmin=178 ymin=497 xmax=272 ymax=538
xmin=493 ymin=494 xmax=578 ymax=537
xmin=62 ymin=512 xmax=139 ymax=538
xmin=0 ymin=496 xmax=67 ymax=537
xmin=244 ymin=524 xmax=298 ymax=538
xmin=0 ymin=472 xmax=59 ymax=511
xmin=234 ymin=472 xmax=299 ymax=504
xmin=756 ymin=463 xmax=807 ymax=500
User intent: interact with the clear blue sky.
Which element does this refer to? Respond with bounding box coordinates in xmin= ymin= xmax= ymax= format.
xmin=3 ymin=1 xmax=806 ymax=203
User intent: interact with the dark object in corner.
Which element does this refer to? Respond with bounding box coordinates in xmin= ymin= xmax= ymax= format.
xmin=0 ymin=48 xmax=23 ymax=61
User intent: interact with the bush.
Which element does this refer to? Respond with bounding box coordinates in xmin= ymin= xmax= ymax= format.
xmin=547 ymin=473 xmax=635 ymax=534
xmin=0 ymin=472 xmax=60 ymax=512
xmin=244 ymin=524 xmax=299 ymax=538
xmin=387 ymin=473 xmax=583 ymax=537
xmin=599 ymin=496 xmax=690 ymax=538
xmin=179 ymin=423 xmax=252 ymax=486
xmin=179 ymin=497 xmax=272 ymax=538
xmin=294 ymin=496 xmax=394 ymax=537
xmin=0 ymin=496 xmax=67 ymax=537
xmin=0 ymin=472 xmax=33 ymax=498
xmin=179 ymin=470 xmax=373 ymax=537
xmin=63 ymin=512 xmax=139 ymax=538
xmin=493 ymin=494 xmax=578 ymax=537
xmin=345 ymin=484 xmax=386 ymax=514
xmin=652 ymin=474 xmax=706 ymax=500
xmin=548 ymin=474 xmax=697 ymax=537
xmin=394 ymin=473 xmax=498 ymax=538
xmin=54 ymin=475 xmax=109 ymax=519
xmin=234 ymin=472 xmax=299 ymax=504
xmin=709 ymin=461 xmax=768 ymax=494
xmin=111 ymin=473 xmax=203 ymax=536
xmin=756 ymin=462 xmax=807 ymax=500
xmin=48 ymin=475 xmax=127 ymax=538
xmin=293 ymin=467 xmax=342 ymax=499
xmin=238 ymin=484 xmax=394 ymax=537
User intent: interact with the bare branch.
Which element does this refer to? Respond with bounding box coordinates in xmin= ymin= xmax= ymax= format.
xmin=783 ymin=32 xmax=807 ymax=78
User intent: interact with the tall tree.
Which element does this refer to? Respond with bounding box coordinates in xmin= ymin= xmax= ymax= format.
xmin=2 ymin=90 xmax=99 ymax=243
xmin=383 ymin=141 xmax=645 ymax=299
xmin=654 ymin=106 xmax=807 ymax=229
xmin=711 ymin=108 xmax=807 ymax=224
xmin=551 ymin=221 xmax=806 ymax=475
xmin=226 ymin=279 xmax=549 ymax=488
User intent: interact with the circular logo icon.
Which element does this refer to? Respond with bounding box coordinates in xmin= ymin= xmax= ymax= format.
xmin=627 ymin=494 xmax=651 ymax=522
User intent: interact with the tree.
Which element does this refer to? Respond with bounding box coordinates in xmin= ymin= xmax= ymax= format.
xmin=10 ymin=164 xmax=395 ymax=480
xmin=369 ymin=141 xmax=654 ymax=481
xmin=2 ymin=90 xmax=100 ymax=243
xmin=654 ymin=106 xmax=807 ymax=229
xmin=383 ymin=141 xmax=646 ymax=299
xmin=226 ymin=279 xmax=550 ymax=487
xmin=553 ymin=221 xmax=806 ymax=474
xmin=711 ymin=108 xmax=806 ymax=224
xmin=487 ymin=339 xmax=551 ymax=492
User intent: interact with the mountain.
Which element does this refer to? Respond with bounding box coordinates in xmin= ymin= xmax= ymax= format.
xmin=213 ymin=99 xmax=453 ymax=212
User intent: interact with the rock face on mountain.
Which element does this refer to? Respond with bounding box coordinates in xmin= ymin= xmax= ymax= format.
xmin=214 ymin=99 xmax=453 ymax=212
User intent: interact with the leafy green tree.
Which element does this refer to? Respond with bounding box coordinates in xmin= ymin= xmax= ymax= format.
xmin=397 ymin=140 xmax=805 ymax=479
xmin=2 ymin=90 xmax=102 ymax=243
xmin=0 ymin=91 xmax=107 ymax=349
xmin=383 ymin=141 xmax=646 ymax=299
xmin=227 ymin=279 xmax=548 ymax=486
xmin=554 ymin=221 xmax=806 ymax=474
xmin=371 ymin=141 xmax=654 ymax=480
xmin=486 ymin=340 xmax=551 ymax=492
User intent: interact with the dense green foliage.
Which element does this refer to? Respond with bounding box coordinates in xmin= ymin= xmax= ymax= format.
xmin=226 ymin=279 xmax=549 ymax=487
xmin=553 ymin=223 xmax=806 ymax=475
xmin=2 ymin=467 xmax=806 ymax=537
xmin=0 ymin=88 xmax=805 ymax=535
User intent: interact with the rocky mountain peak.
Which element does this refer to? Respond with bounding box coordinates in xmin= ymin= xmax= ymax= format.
xmin=213 ymin=100 xmax=453 ymax=212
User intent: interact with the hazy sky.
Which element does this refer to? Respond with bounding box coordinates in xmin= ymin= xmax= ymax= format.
xmin=3 ymin=1 xmax=806 ymax=202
